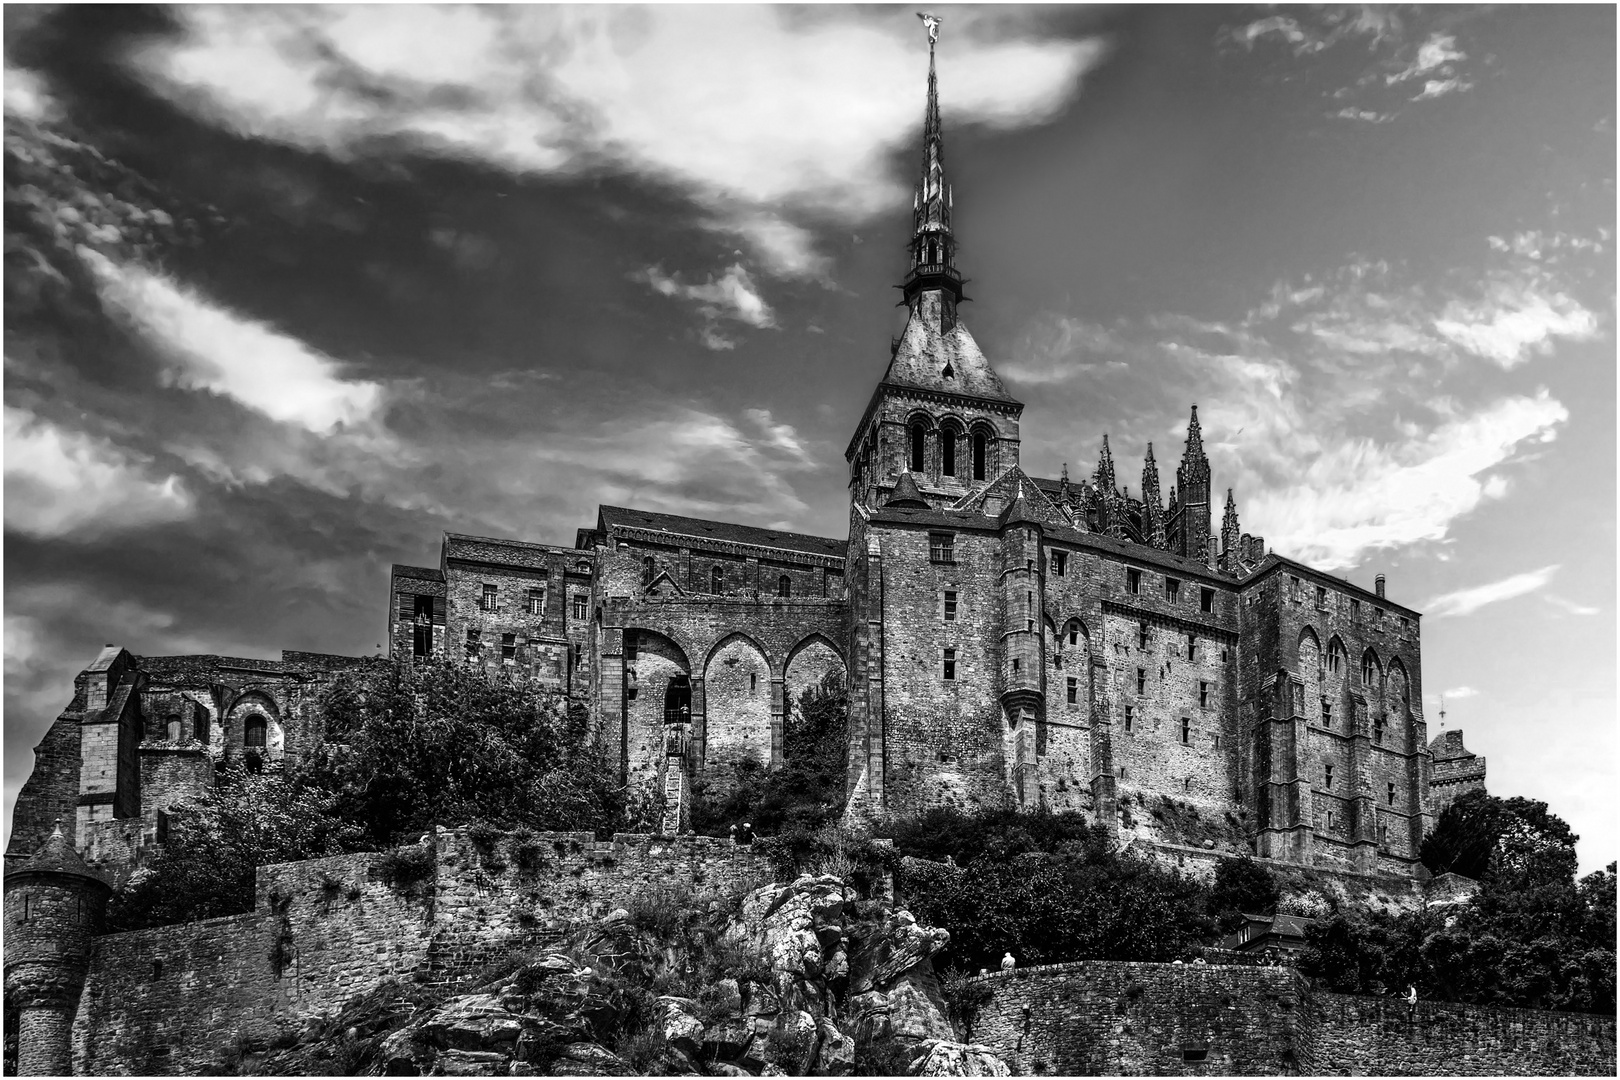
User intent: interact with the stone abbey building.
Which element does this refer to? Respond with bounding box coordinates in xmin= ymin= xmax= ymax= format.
xmin=8 ymin=39 xmax=1485 ymax=891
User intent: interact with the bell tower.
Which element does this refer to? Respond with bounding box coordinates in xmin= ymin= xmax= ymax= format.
xmin=845 ymin=16 xmax=1023 ymax=511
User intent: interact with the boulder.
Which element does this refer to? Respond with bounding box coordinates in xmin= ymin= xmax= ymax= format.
xmin=815 ymin=1019 xmax=856 ymax=1076
xmin=701 ymin=1018 xmax=752 ymax=1059
xmin=438 ymin=1049 xmax=509 ymax=1076
xmin=712 ymin=978 xmax=743 ymax=1019
xmin=547 ymin=1042 xmax=629 ymax=1076
xmin=742 ymin=981 xmax=780 ymax=1018
xmin=886 ymin=975 xmax=955 ymax=1042
xmin=377 ymin=1027 xmax=433 ymax=1075
xmin=706 ymin=1064 xmax=751 ymax=1077
xmin=846 ymin=990 xmax=893 ymax=1044
xmin=656 ymin=997 xmax=705 ymax=1055
xmin=419 ymin=995 xmax=516 ymax=1052
xmin=909 ymin=1040 xmax=1010 ymax=1077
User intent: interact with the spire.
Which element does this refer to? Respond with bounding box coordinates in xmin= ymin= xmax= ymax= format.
xmin=1220 ymin=487 xmax=1241 ymax=572
xmin=1141 ymin=443 xmax=1167 ymax=550
xmin=902 ymin=15 xmax=964 ymax=314
xmin=1184 ymin=404 xmax=1206 ymax=462
xmin=1173 ymin=404 xmax=1212 ymax=559
xmin=1094 ymin=435 xmax=1117 ymax=492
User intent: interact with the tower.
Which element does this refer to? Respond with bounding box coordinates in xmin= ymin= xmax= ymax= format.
xmin=4 ymin=822 xmax=113 ymax=1076
xmin=1170 ymin=405 xmax=1212 ymax=559
xmin=844 ymin=21 xmax=1023 ymax=511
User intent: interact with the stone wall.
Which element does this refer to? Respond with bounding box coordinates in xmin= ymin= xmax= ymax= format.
xmin=965 ymin=960 xmax=1615 ymax=1076
xmin=70 ymin=830 xmax=774 ymax=1074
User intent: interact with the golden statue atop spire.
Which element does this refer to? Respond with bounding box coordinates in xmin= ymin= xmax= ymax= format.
xmin=918 ymin=12 xmax=941 ymax=46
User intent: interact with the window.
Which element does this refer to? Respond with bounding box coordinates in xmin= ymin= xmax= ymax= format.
xmin=1052 ymin=550 xmax=1067 ymax=576
xmin=1327 ymin=644 xmax=1342 ymax=674
xmin=972 ymin=431 xmax=987 ymax=480
xmin=1398 ymin=615 xmax=1410 ymax=632
xmin=1375 ymin=608 xmax=1384 ymax=628
xmin=1380 ymin=824 xmax=1389 ymax=845
xmin=1316 ymin=585 xmax=1328 ymax=608
xmin=572 ymin=642 xmax=582 ymax=671
xmin=1136 ymin=668 xmax=1147 ymax=694
xmin=777 ymin=575 xmax=792 ymax=598
xmin=1200 ymin=587 xmax=1214 ymax=613
xmin=572 ymin=593 xmax=588 ymax=620
xmin=1387 ymin=783 xmax=1397 ymax=806
xmin=1326 ymin=810 xmax=1335 ymax=830
xmin=1124 ymin=705 xmax=1134 ymax=732
xmin=1187 ymin=634 xmax=1198 ymax=661
xmin=642 ymin=556 xmax=655 ymax=585
xmin=1361 ymin=653 xmax=1377 ymax=686
xmin=156 ymin=809 xmax=170 ymax=846
xmin=711 ymin=566 xmax=723 ymax=594
xmin=1067 ymin=621 xmax=1080 ymax=647
xmin=1292 ymin=682 xmax=1305 ymax=717
xmin=1199 ymin=682 xmax=1210 ymax=709
xmin=244 ymin=716 xmax=267 ymax=749
xmin=527 ymin=588 xmax=545 ymax=616
xmin=1374 ymin=717 xmax=1386 ymax=744
xmin=1127 ymin=568 xmax=1143 ymax=595
xmin=481 ymin=583 xmax=497 ymax=611
xmin=1011 ymin=658 xmax=1021 ymax=673
xmin=1324 ymin=764 xmax=1333 ymax=788
xmin=1066 ymin=677 xmax=1078 ymax=705
xmin=909 ymin=424 xmax=927 ymax=472
xmin=576 ymin=559 xmax=590 ymax=575
xmin=1181 ymin=718 xmax=1190 ymax=745
xmin=465 ymin=627 xmax=481 ymax=659
xmin=930 ymin=532 xmax=956 ymax=564
xmin=166 ymin=716 xmax=182 ymax=742
xmin=942 ymin=429 xmax=956 ymax=476
xmin=501 ymin=633 xmax=516 ymax=664
xmin=943 ymin=590 xmax=958 ymax=622
xmin=625 ymin=634 xmax=638 ymax=661
xmin=1138 ymin=622 xmax=1150 ymax=650
xmin=1290 ymin=575 xmax=1301 ymax=600
xmin=1321 ymin=698 xmax=1332 ymax=727
xmin=1351 ymin=599 xmax=1361 ymax=623
xmin=943 ymin=648 xmax=957 ymax=681
xmin=1165 ymin=577 xmax=1181 ymax=603
xmin=193 ymin=707 xmax=210 ymax=743
xmin=750 ymin=673 xmax=758 ymax=695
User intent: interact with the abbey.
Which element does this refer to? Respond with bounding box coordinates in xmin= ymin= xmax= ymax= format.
xmin=7 ymin=40 xmax=1483 ymax=890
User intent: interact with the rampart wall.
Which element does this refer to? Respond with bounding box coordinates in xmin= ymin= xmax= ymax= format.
xmin=71 ymin=829 xmax=772 ymax=1075
xmin=966 ymin=961 xmax=1616 ymax=1076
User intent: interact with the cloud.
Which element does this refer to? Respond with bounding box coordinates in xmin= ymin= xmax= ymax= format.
xmin=3 ymin=404 xmax=194 ymax=539
xmin=1411 ymin=77 xmax=1471 ymax=102
xmin=1441 ymin=686 xmax=1480 ymax=699
xmin=80 ymin=249 xmax=383 ymax=431
xmin=3 ymin=65 xmax=60 ymax=122
xmin=1544 ymin=594 xmax=1601 ymax=616
xmin=1386 ymin=33 xmax=1467 ymax=86
xmin=634 ymin=263 xmax=777 ymax=348
xmin=1433 ymin=279 xmax=1602 ymax=367
xmin=1333 ymin=107 xmax=1394 ymax=124
xmin=1424 ymin=565 xmax=1560 ymax=618
xmin=126 ymin=7 xmax=1106 ymax=277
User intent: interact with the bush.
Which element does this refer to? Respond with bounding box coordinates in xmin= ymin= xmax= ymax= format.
xmin=375 ymin=843 xmax=435 ymax=893
xmin=1207 ymin=856 xmax=1279 ymax=933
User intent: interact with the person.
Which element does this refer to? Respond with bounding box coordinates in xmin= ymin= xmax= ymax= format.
xmin=738 ymin=821 xmax=755 ymax=844
xmin=1406 ymin=985 xmax=1418 ymax=1007
xmin=1001 ymin=952 xmax=1016 ymax=971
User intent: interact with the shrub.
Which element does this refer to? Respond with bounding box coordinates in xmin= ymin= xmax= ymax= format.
xmin=375 ymin=843 xmax=435 ymax=894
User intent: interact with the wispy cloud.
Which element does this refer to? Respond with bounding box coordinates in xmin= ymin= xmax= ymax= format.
xmin=1433 ymin=278 xmax=1601 ymax=367
xmin=128 ymin=7 xmax=1106 ymax=278
xmin=1544 ymin=594 xmax=1601 ymax=616
xmin=81 ymin=250 xmax=383 ymax=431
xmin=1425 ymin=565 xmax=1560 ymax=618
xmin=3 ymin=404 xmax=193 ymax=538
xmin=634 ymin=263 xmax=776 ymax=349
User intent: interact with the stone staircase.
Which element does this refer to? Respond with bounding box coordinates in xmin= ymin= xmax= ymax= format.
xmin=660 ymin=754 xmax=685 ymax=835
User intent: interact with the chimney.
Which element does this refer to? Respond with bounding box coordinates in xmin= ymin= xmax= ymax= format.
xmin=1375 ymin=574 xmax=1386 ymax=598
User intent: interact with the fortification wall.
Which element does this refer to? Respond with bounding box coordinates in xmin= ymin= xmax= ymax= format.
xmin=71 ymin=830 xmax=773 ymax=1075
xmin=966 ymin=961 xmax=1616 ymax=1076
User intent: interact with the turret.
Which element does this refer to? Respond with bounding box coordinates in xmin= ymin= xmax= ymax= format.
xmin=1220 ymin=488 xmax=1241 ymax=573
xmin=4 ymin=822 xmax=113 ymax=1076
xmin=999 ymin=483 xmax=1045 ymax=808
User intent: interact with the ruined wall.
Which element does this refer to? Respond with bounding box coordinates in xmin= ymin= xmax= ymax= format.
xmin=966 ymin=960 xmax=1616 ymax=1077
xmin=71 ymin=830 xmax=774 ymax=1075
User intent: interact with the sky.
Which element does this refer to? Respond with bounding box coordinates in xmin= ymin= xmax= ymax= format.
xmin=4 ymin=5 xmax=1614 ymax=873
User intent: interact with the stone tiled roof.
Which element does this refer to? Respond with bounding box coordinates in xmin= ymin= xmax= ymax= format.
xmin=444 ymin=533 xmax=574 ymax=571
xmin=3 ymin=822 xmax=113 ymax=888
xmin=882 ymin=292 xmax=1019 ymax=404
xmin=391 ymin=564 xmax=445 ymax=582
xmin=597 ymin=506 xmax=846 ymax=560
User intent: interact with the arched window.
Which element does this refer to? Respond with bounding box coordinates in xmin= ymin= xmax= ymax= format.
xmin=1067 ymin=620 xmax=1081 ymax=647
xmin=243 ymin=716 xmax=267 ymax=749
xmin=711 ymin=566 xmax=723 ymax=594
xmin=641 ymin=556 xmax=655 ymax=585
xmin=1326 ymin=640 xmax=1345 ymax=674
xmin=1361 ymin=651 xmax=1379 ymax=686
xmin=909 ymin=424 xmax=927 ymax=473
xmin=972 ymin=431 xmax=988 ymax=480
xmin=941 ymin=427 xmax=957 ymax=476
xmin=778 ymin=575 xmax=792 ymax=598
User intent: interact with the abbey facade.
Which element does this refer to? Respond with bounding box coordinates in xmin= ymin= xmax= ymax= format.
xmin=7 ymin=41 xmax=1484 ymax=884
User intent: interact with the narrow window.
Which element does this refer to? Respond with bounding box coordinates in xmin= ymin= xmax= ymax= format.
xmin=1066 ymin=677 xmax=1078 ymax=705
xmin=1399 ymin=615 xmax=1409 ymax=632
xmin=166 ymin=716 xmax=182 ymax=742
xmin=1374 ymin=718 xmax=1385 ymax=744
xmin=1165 ymin=577 xmax=1180 ymax=603
xmin=1127 ymin=568 xmax=1142 ymax=595
xmin=777 ymin=575 xmax=792 ymax=598
xmin=1316 ymin=585 xmax=1327 ymax=608
xmin=1322 ymin=698 xmax=1332 ymax=726
xmin=1326 ymin=810 xmax=1335 ymax=830
xmin=572 ymin=642 xmax=582 ymax=671
xmin=1124 ymin=705 xmax=1134 ymax=732
xmin=1290 ymin=575 xmax=1301 ymax=600
xmin=642 ymin=556 xmax=655 ymax=585
xmin=1387 ymin=782 xmax=1396 ymax=806
xmin=501 ymin=633 xmax=516 ymax=664
xmin=942 ymin=430 xmax=956 ymax=476
xmin=244 ymin=716 xmax=267 ymax=749
xmin=1200 ymin=587 xmax=1214 ymax=613
xmin=1119 ymin=766 xmax=1128 ymax=780
xmin=1138 ymin=622 xmax=1150 ymax=650
xmin=1351 ymin=599 xmax=1361 ymax=623
xmin=152 ymin=960 xmax=164 ymax=981
xmin=1136 ymin=668 xmax=1147 ymax=694
xmin=1187 ymin=633 xmax=1198 ymax=661
xmin=1292 ymin=682 xmax=1305 ymax=717
xmin=1362 ymin=654 xmax=1377 ymax=686
xmin=943 ymin=648 xmax=957 ymax=681
xmin=624 ymin=633 xmax=638 ymax=662
xmin=972 ymin=431 xmax=987 ymax=480
xmin=156 ymin=809 xmax=170 ymax=846
xmin=909 ymin=424 xmax=927 ymax=472
xmin=1199 ymin=682 xmax=1210 ymax=709
xmin=929 ymin=532 xmax=955 ymax=564
xmin=711 ymin=566 xmax=723 ymax=594
xmin=466 ymin=627 xmax=481 ymax=659
xmin=572 ymin=593 xmax=588 ymax=620
xmin=193 ymin=706 xmax=210 ymax=743
xmin=481 ymin=583 xmax=498 ymax=611
xmin=1181 ymin=717 xmax=1191 ymax=745
xmin=1380 ymin=824 xmax=1389 ymax=845
xmin=943 ymin=590 xmax=958 ymax=622
xmin=1328 ymin=645 xmax=1342 ymax=674
xmin=527 ymin=588 xmax=545 ymax=616
xmin=1067 ymin=621 xmax=1080 ymax=647
xmin=1052 ymin=550 xmax=1067 ymax=577
xmin=750 ymin=672 xmax=758 ymax=695
xmin=1325 ymin=764 xmax=1333 ymax=788
xmin=412 ymin=594 xmax=435 ymax=658
xmin=1011 ymin=657 xmax=1021 ymax=673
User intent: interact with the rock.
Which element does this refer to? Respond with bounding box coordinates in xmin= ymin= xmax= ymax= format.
xmin=712 ymin=977 xmax=743 ymax=1018
xmin=887 ymin=976 xmax=955 ymax=1042
xmin=742 ymin=981 xmax=780 ymax=1018
xmin=815 ymin=1019 xmax=856 ymax=1076
xmin=862 ymin=917 xmax=951 ymax=989
xmin=701 ymin=1018 xmax=752 ymax=1059
xmin=547 ymin=1043 xmax=629 ymax=1076
xmin=909 ymin=1040 xmax=1010 ymax=1077
xmin=847 ymin=990 xmax=893 ymax=1044
xmin=507 ymin=1064 xmax=540 ymax=1077
xmin=423 ymin=994 xmax=520 ymax=1051
xmin=377 ymin=1027 xmax=432 ymax=1075
xmin=600 ymin=907 xmax=630 ymax=925
xmin=760 ymin=1065 xmax=788 ymax=1077
xmin=438 ymin=1049 xmax=510 ymax=1076
xmin=706 ymin=1064 xmax=752 ymax=1077
xmin=657 ymin=997 xmax=705 ymax=1055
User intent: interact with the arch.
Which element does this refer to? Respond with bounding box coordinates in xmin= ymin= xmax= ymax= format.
xmin=938 ymin=417 xmax=964 ymax=477
xmin=623 ymin=628 xmax=692 ymax=797
xmin=782 ymin=632 xmax=846 ymax=681
xmin=1063 ymin=616 xmax=1090 ymax=649
xmin=165 ymin=716 xmax=183 ymax=743
xmin=641 ymin=555 xmax=656 ymax=586
xmin=704 ymin=630 xmax=774 ymax=675
xmin=224 ymin=691 xmax=284 ymax=759
xmin=1360 ymin=648 xmax=1382 ymax=687
xmin=1295 ymin=626 xmax=1321 ymax=667
xmin=703 ymin=633 xmax=773 ymax=792
xmin=909 ymin=422 xmax=928 ymax=473
xmin=784 ymin=635 xmax=847 ymax=730
xmin=1325 ymin=636 xmax=1347 ymax=675
xmin=969 ymin=424 xmax=993 ymax=481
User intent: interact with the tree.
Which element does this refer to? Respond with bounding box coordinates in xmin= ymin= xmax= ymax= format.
xmin=1206 ymin=856 xmax=1280 ymax=934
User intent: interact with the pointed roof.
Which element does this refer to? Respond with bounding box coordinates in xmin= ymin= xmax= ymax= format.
xmin=952 ymin=466 xmax=1070 ymax=529
xmin=884 ymin=470 xmax=931 ymax=509
xmin=881 ymin=291 xmax=1018 ymax=403
xmin=4 ymin=820 xmax=112 ymax=889
xmin=1183 ymin=404 xmax=1206 ymax=461
xmin=902 ymin=22 xmax=963 ymax=306
xmin=1094 ymin=435 xmax=1117 ymax=490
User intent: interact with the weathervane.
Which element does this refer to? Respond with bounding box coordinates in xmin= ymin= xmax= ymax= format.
xmin=918 ymin=11 xmax=941 ymax=46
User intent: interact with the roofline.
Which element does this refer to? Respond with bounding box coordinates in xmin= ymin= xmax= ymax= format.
xmin=1244 ymin=554 xmax=1422 ymax=618
xmin=843 ymin=380 xmax=1024 ymax=461
xmin=596 ymin=506 xmax=845 ymax=558
xmin=444 ymin=531 xmax=578 ymax=555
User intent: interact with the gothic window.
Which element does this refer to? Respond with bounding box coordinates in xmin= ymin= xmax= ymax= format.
xmin=777 ymin=575 xmax=791 ymax=598
xmin=942 ymin=648 xmax=957 ymax=681
xmin=481 ymin=583 xmax=498 ymax=611
xmin=244 ymin=716 xmax=267 ymax=749
xmin=711 ymin=566 xmax=724 ymax=594
xmin=1327 ymin=642 xmax=1343 ymax=674
xmin=972 ymin=431 xmax=987 ymax=480
xmin=942 ymin=428 xmax=957 ymax=476
xmin=1361 ymin=652 xmax=1379 ymax=687
xmin=909 ymin=424 xmax=927 ymax=472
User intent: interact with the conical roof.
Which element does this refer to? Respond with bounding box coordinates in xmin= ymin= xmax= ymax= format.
xmin=882 ymin=292 xmax=1018 ymax=403
xmin=884 ymin=470 xmax=932 ymax=509
xmin=4 ymin=820 xmax=112 ymax=888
